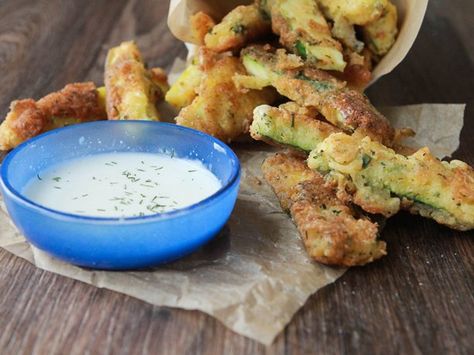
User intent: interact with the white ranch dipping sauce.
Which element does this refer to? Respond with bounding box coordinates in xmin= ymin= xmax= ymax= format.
xmin=23 ymin=152 xmax=222 ymax=217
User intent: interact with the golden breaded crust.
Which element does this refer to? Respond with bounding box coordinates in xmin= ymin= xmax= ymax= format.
xmin=317 ymin=0 xmax=388 ymax=26
xmin=176 ymin=55 xmax=277 ymax=142
xmin=308 ymin=133 xmax=474 ymax=230
xmin=0 ymin=82 xmax=106 ymax=150
xmin=0 ymin=100 xmax=46 ymax=150
xmin=204 ymin=4 xmax=270 ymax=53
xmin=39 ymin=82 xmax=105 ymax=120
xmin=270 ymin=0 xmax=346 ymax=71
xmin=190 ymin=11 xmax=216 ymax=45
xmin=105 ymin=41 xmax=160 ymax=121
xmin=263 ymin=153 xmax=386 ymax=266
xmin=250 ymin=103 xmax=339 ymax=153
xmin=241 ymin=45 xmax=395 ymax=146
xmin=318 ymin=89 xmax=390 ymax=142
xmin=363 ymin=1 xmax=398 ymax=56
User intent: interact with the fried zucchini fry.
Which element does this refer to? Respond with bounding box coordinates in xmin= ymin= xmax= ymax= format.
xmin=240 ymin=45 xmax=395 ymax=145
xmin=308 ymin=132 xmax=474 ymax=231
xmin=268 ymin=0 xmax=346 ymax=71
xmin=176 ymin=55 xmax=277 ymax=142
xmin=252 ymin=104 xmax=474 ymax=230
xmin=204 ymin=4 xmax=271 ymax=53
xmin=0 ymin=82 xmax=106 ymax=150
xmin=251 ymin=102 xmax=412 ymax=155
xmin=317 ymin=0 xmax=397 ymax=56
xmin=317 ymin=0 xmax=388 ymax=25
xmin=263 ymin=153 xmax=385 ymax=266
xmin=362 ymin=2 xmax=398 ymax=56
xmin=190 ymin=11 xmax=216 ymax=45
xmin=165 ymin=62 xmax=202 ymax=109
xmin=105 ymin=41 xmax=160 ymax=120
xmin=251 ymin=103 xmax=339 ymax=152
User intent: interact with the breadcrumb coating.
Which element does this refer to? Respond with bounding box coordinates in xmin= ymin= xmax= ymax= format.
xmin=263 ymin=152 xmax=386 ymax=266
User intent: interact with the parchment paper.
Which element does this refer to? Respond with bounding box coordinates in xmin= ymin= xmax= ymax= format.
xmin=380 ymin=104 xmax=466 ymax=158
xmin=0 ymin=104 xmax=465 ymax=345
xmin=167 ymin=0 xmax=429 ymax=84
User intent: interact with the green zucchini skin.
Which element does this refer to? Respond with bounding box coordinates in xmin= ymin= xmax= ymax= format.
xmin=241 ymin=45 xmax=395 ymax=146
xmin=308 ymin=132 xmax=474 ymax=231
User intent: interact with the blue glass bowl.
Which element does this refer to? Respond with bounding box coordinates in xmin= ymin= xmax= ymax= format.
xmin=0 ymin=121 xmax=240 ymax=270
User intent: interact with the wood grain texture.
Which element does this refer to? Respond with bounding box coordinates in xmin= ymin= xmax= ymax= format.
xmin=0 ymin=0 xmax=473 ymax=354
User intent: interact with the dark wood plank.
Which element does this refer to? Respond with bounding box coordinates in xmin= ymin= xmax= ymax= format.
xmin=0 ymin=0 xmax=473 ymax=354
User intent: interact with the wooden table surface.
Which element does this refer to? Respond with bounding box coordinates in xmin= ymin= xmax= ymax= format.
xmin=0 ymin=0 xmax=473 ymax=354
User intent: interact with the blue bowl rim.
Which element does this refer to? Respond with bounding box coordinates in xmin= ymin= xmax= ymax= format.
xmin=0 ymin=121 xmax=241 ymax=225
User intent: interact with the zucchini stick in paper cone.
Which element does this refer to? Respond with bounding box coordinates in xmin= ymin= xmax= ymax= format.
xmin=167 ymin=0 xmax=428 ymax=85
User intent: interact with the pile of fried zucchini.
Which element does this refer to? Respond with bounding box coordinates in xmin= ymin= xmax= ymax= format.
xmin=1 ymin=0 xmax=472 ymax=267
xmin=168 ymin=0 xmax=473 ymax=267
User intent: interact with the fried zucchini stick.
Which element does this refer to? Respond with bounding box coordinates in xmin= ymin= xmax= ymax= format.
xmin=105 ymin=41 xmax=160 ymax=121
xmin=176 ymin=54 xmax=277 ymax=142
xmin=240 ymin=45 xmax=395 ymax=145
xmin=317 ymin=0 xmax=388 ymax=26
xmin=362 ymin=2 xmax=398 ymax=56
xmin=252 ymin=104 xmax=474 ymax=231
xmin=263 ymin=153 xmax=385 ymax=266
xmin=204 ymin=4 xmax=271 ymax=53
xmin=266 ymin=0 xmax=346 ymax=71
xmin=251 ymin=103 xmax=339 ymax=152
xmin=308 ymin=133 xmax=474 ymax=231
xmin=165 ymin=62 xmax=202 ymax=109
xmin=251 ymin=102 xmax=411 ymax=154
xmin=190 ymin=11 xmax=216 ymax=45
xmin=317 ymin=0 xmax=398 ymax=56
xmin=0 ymin=82 xmax=106 ymax=151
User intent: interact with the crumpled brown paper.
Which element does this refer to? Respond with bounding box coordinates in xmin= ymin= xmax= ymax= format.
xmin=379 ymin=104 xmax=466 ymax=158
xmin=0 ymin=103 xmax=465 ymax=345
